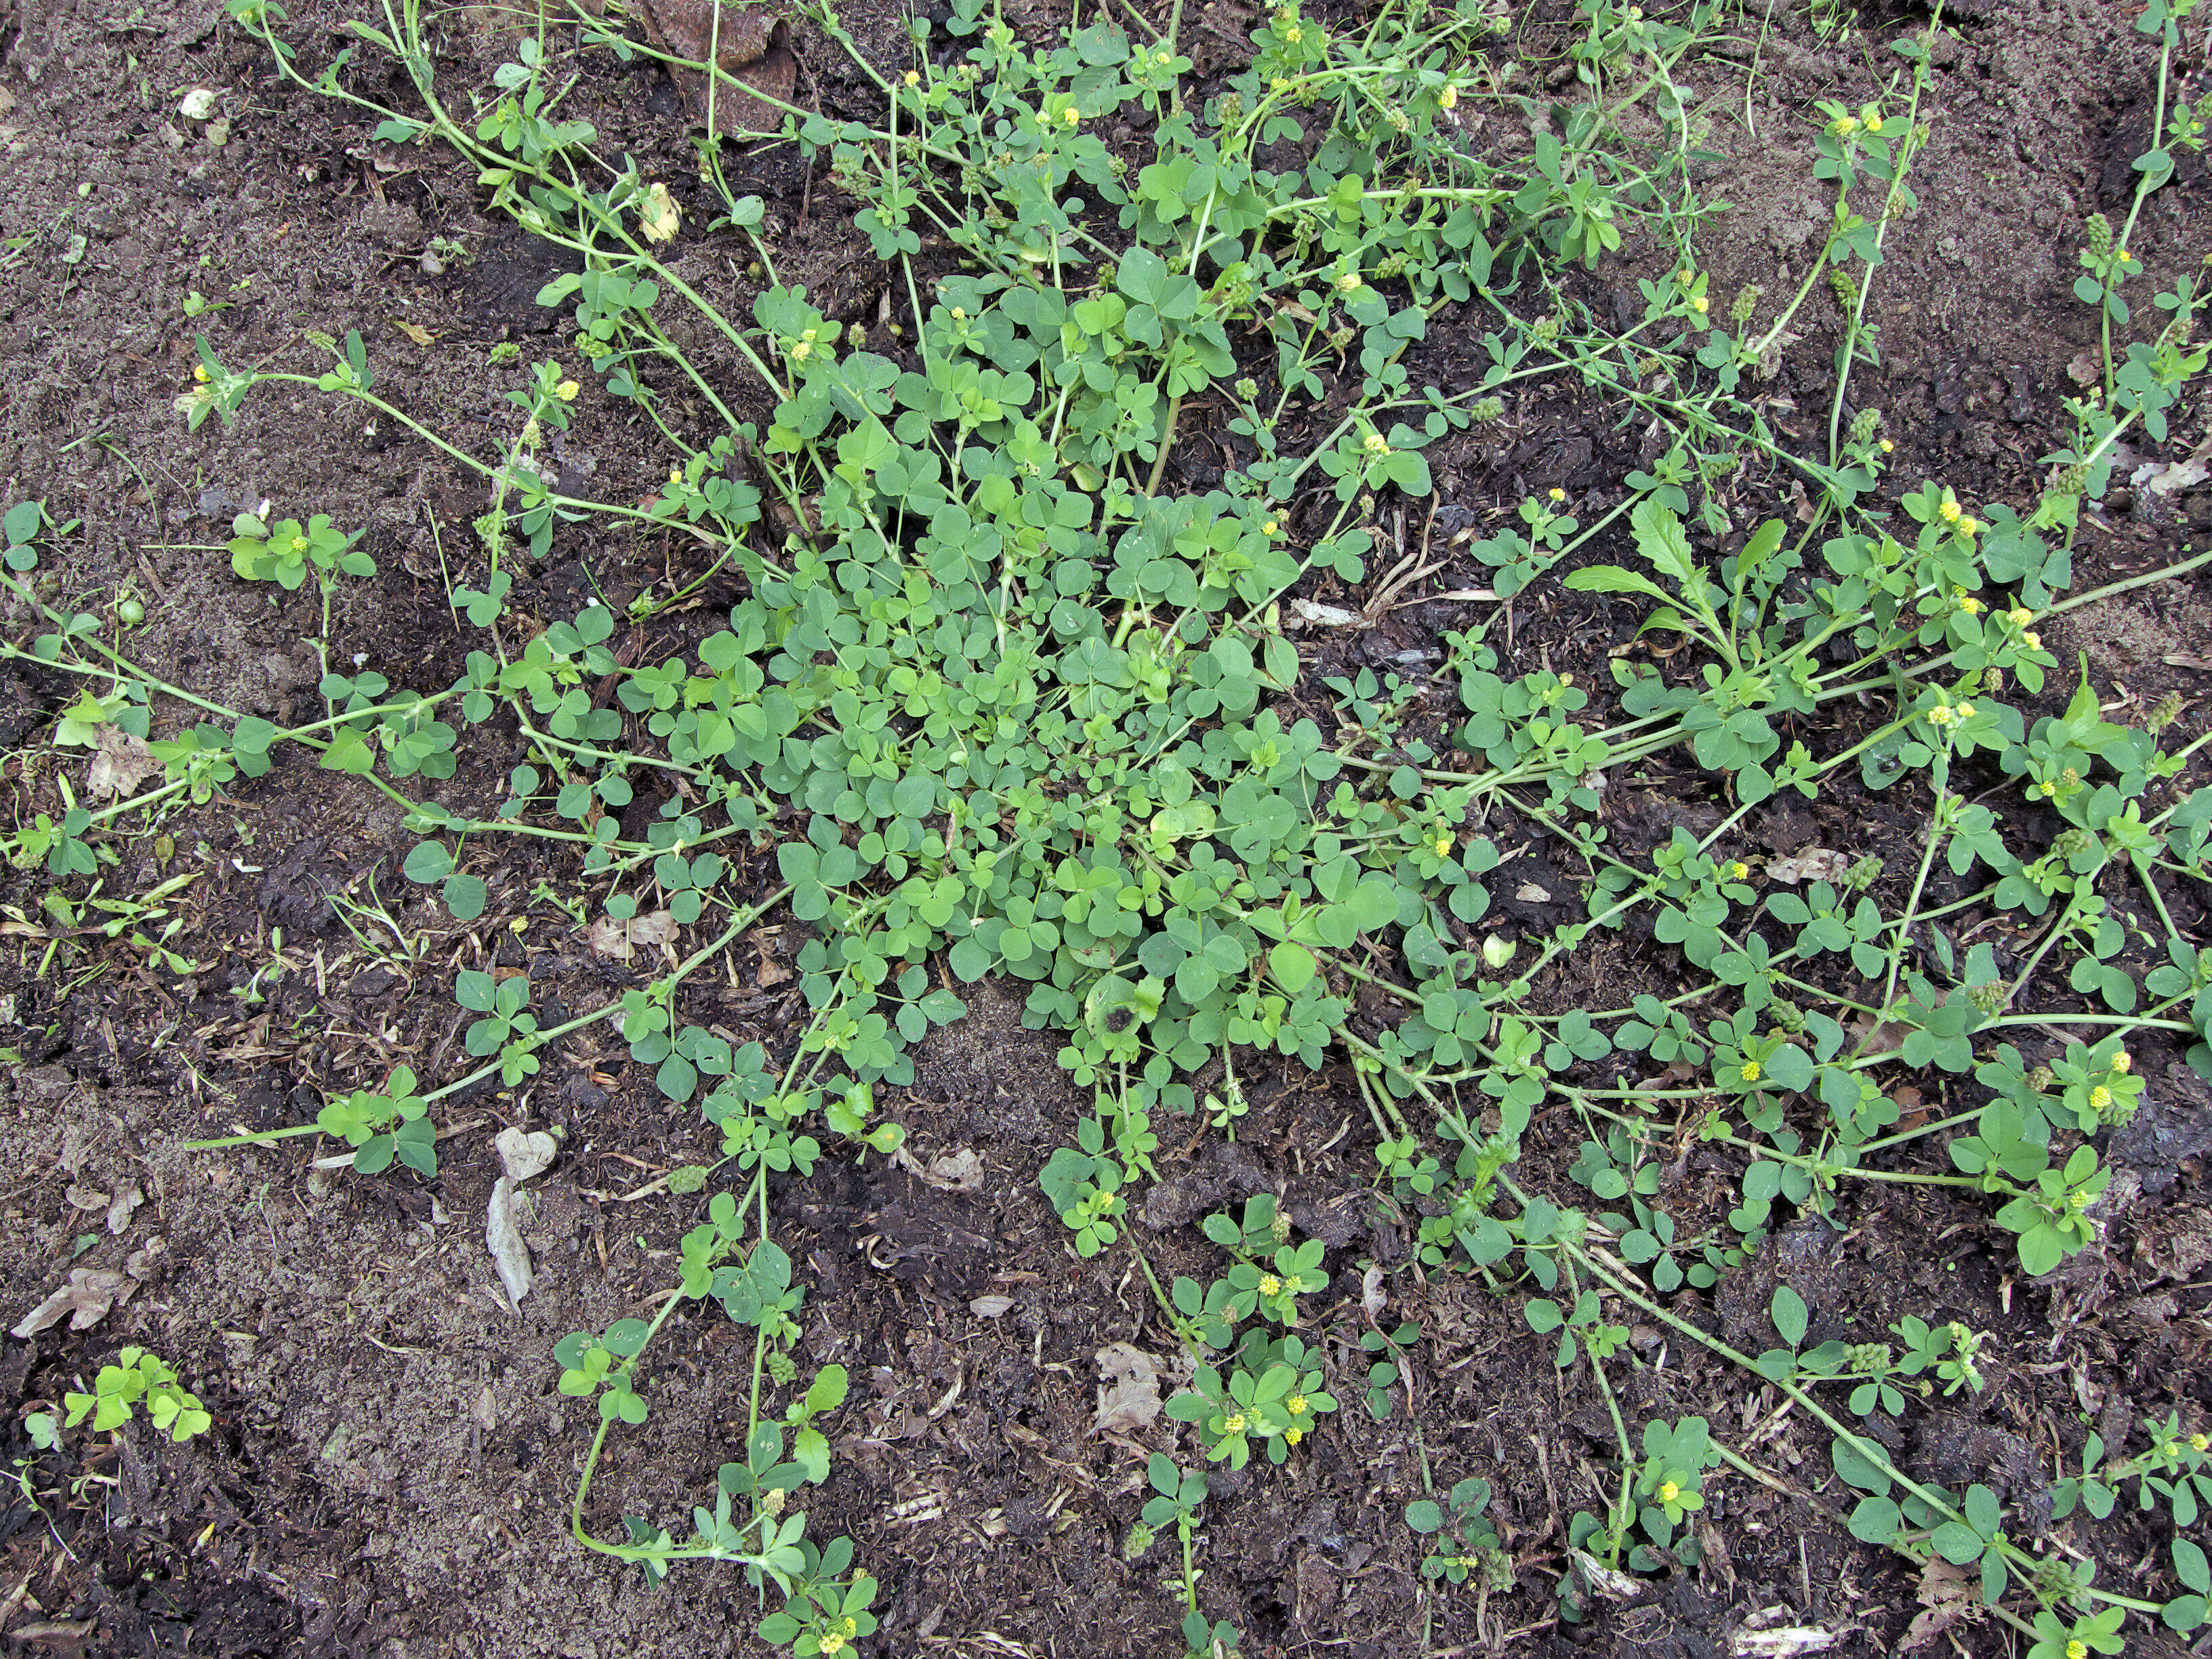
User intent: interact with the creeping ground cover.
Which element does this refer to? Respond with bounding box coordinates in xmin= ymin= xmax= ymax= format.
xmin=0 ymin=0 xmax=2210 ymax=1650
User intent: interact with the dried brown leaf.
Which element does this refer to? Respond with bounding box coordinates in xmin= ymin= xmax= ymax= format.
xmin=1899 ymin=1558 xmax=1982 ymax=1652
xmin=891 ymin=1145 xmax=985 ymax=1192
xmin=585 ymin=908 xmax=678 ymax=962
xmin=485 ymin=1176 xmax=532 ymax=1310
xmin=87 ymin=726 xmax=159 ymax=800
xmin=630 ymin=0 xmax=796 ymax=136
xmin=12 ymin=1268 xmax=136 ymax=1338
xmin=105 ymin=1183 xmax=143 ymax=1235
xmin=1092 ymin=1341 xmax=1163 ymax=1434
xmin=1767 ymin=848 xmax=1851 ymax=885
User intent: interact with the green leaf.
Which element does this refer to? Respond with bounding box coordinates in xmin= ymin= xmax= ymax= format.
xmin=1770 ymin=1284 xmax=1807 ymax=1349
xmin=1268 ymin=940 xmax=1316 ymax=994
xmin=1847 ymin=1496 xmax=1902 ymax=1543
xmin=1929 ymin=1521 xmax=1984 ymax=1565
xmin=1406 ymin=1499 xmax=1444 ymax=1533
xmin=443 ymin=872 xmax=487 ymax=920
xmin=1563 ymin=564 xmax=1673 ymax=606
xmin=403 ymin=841 xmax=453 ymax=883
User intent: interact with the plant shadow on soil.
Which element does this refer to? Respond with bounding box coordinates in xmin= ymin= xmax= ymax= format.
xmin=0 ymin=0 xmax=2209 ymax=1652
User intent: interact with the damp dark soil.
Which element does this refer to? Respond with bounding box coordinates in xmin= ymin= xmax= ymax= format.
xmin=0 ymin=0 xmax=2209 ymax=1654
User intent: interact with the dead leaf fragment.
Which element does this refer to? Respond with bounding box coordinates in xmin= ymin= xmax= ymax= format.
xmin=968 ymin=1294 xmax=1017 ymax=1317
xmin=391 ymin=318 xmax=436 ymax=346
xmin=630 ymin=0 xmax=797 ymax=136
xmin=1092 ymin=1342 xmax=1164 ymax=1435
xmin=87 ymin=727 xmax=159 ymax=800
xmin=485 ymin=1176 xmax=532 ymax=1311
xmin=639 ymin=181 xmax=681 ymax=243
xmin=106 ymin=1183 xmax=143 ymax=1235
xmin=1899 ymin=1559 xmax=1984 ymax=1652
xmin=585 ymin=907 xmax=678 ymax=962
xmin=64 ymin=1184 xmax=109 ymax=1212
xmin=495 ymin=1126 xmax=558 ymax=1184
xmin=1359 ymin=1263 xmax=1387 ymax=1321
xmin=1767 ymin=847 xmax=1850 ymax=885
xmin=1513 ymin=880 xmax=1551 ymax=903
xmin=1568 ymin=1549 xmax=1643 ymax=1602
xmin=891 ymin=1145 xmax=985 ymax=1192
xmin=1290 ymin=598 xmax=1361 ymax=628
xmin=12 ymin=1268 xmax=136 ymax=1338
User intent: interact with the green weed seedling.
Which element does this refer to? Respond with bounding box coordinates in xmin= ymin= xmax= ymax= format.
xmin=54 ymin=1347 xmax=211 ymax=1443
xmin=73 ymin=0 xmax=2203 ymax=1645
xmin=1407 ymin=1477 xmax=1510 ymax=1589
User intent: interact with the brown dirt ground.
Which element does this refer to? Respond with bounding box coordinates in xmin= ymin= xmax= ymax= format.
xmin=0 ymin=0 xmax=2209 ymax=1653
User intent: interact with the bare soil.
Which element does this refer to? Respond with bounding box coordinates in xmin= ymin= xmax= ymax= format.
xmin=0 ymin=0 xmax=2208 ymax=1654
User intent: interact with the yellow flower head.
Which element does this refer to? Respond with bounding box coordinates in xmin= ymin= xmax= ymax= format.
xmin=1549 ymin=487 xmax=1566 ymax=502
xmin=1362 ymin=432 xmax=1389 ymax=456
xmin=1831 ymin=115 xmax=1860 ymax=138
xmin=1740 ymin=1059 xmax=1762 ymax=1084
xmin=1337 ymin=270 xmax=1363 ymax=293
xmin=951 ymin=307 xmax=967 ymax=321
xmin=2065 ymin=1641 xmax=2087 ymax=1659
xmin=792 ymin=340 xmax=812 ymax=362
xmin=821 ymin=1635 xmax=846 ymax=1657
xmin=2037 ymin=780 xmax=2057 ymax=797
xmin=1692 ymin=295 xmax=1710 ymax=314
xmin=291 ymin=535 xmax=309 ymax=553
xmin=2112 ymin=1050 xmax=2131 ymax=1074
xmin=2009 ymin=607 xmax=2033 ymax=625
xmin=2090 ymin=1086 xmax=2113 ymax=1109
xmin=1728 ymin=861 xmax=1749 ymax=880
xmin=2115 ymin=248 xmax=2132 ymax=265
xmin=1658 ymin=1479 xmax=1681 ymax=1503
xmin=1957 ymin=594 xmax=1983 ymax=615
xmin=1879 ymin=438 xmax=1893 ymax=453
xmin=1938 ymin=498 xmax=1963 ymax=524
xmin=1270 ymin=75 xmax=1290 ymax=92
xmin=904 ymin=69 xmax=920 ymax=85
xmin=1439 ymin=85 xmax=1458 ymax=110
xmin=1285 ymin=1427 xmax=1302 ymax=1445
xmin=1063 ymin=106 xmax=1079 ymax=125
xmin=1433 ymin=832 xmax=1452 ymax=857
xmin=842 ymin=1620 xmax=858 ymax=1637
xmin=555 ymin=380 xmax=579 ymax=401
xmin=2192 ymin=1433 xmax=2209 ymax=1452
xmin=1959 ymin=517 xmax=1981 ymax=537
xmin=1258 ymin=1273 xmax=1282 ymax=1296
xmin=1261 ymin=518 xmax=1280 ymax=536
xmin=1223 ymin=1413 xmax=1246 ymax=1435
xmin=669 ymin=466 xmax=683 ymax=487
xmin=192 ymin=364 xmax=211 ymax=383
xmin=1288 ymin=1395 xmax=1308 ymax=1416
xmin=1284 ymin=22 xmax=1303 ymax=40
